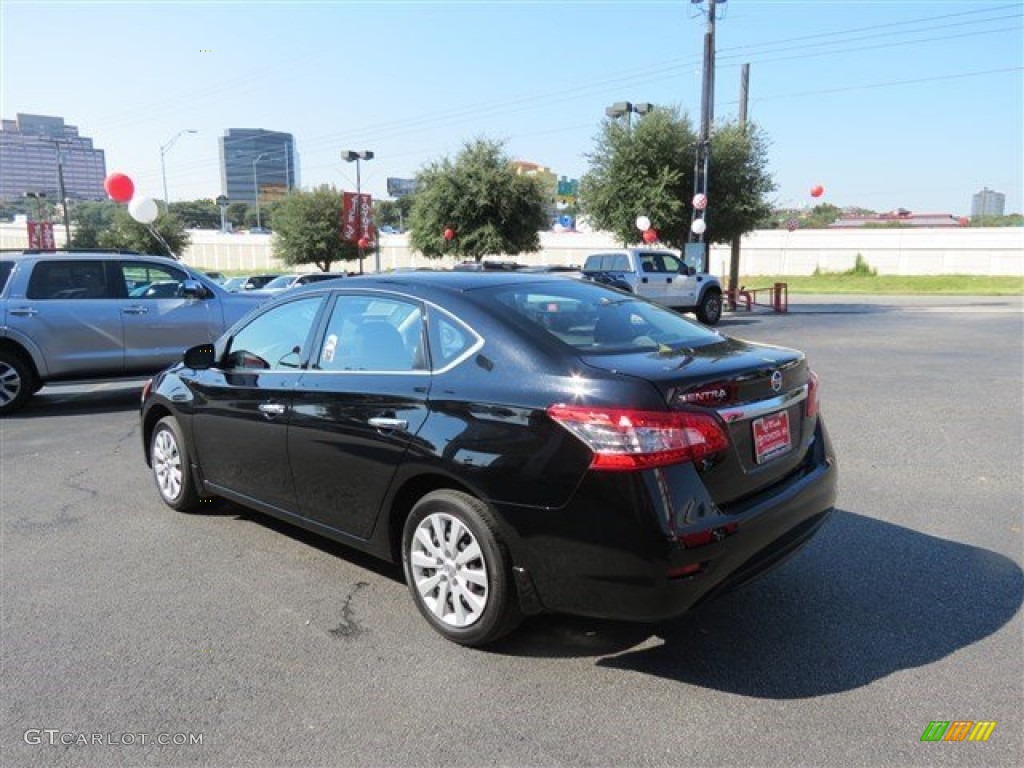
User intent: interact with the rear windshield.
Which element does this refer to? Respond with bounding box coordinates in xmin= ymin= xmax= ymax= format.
xmin=0 ymin=261 xmax=13 ymax=294
xmin=476 ymin=279 xmax=720 ymax=353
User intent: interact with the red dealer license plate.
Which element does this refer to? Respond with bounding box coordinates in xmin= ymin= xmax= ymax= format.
xmin=753 ymin=410 xmax=792 ymax=464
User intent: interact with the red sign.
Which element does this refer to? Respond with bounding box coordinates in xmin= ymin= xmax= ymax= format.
xmin=753 ymin=410 xmax=791 ymax=464
xmin=27 ymin=221 xmax=56 ymax=250
xmin=341 ymin=192 xmax=374 ymax=244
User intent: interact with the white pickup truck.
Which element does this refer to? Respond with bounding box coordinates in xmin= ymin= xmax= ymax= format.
xmin=580 ymin=248 xmax=723 ymax=325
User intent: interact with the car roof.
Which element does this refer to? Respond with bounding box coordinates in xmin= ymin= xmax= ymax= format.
xmin=0 ymin=249 xmax=175 ymax=262
xmin=298 ymin=270 xmax=573 ymax=295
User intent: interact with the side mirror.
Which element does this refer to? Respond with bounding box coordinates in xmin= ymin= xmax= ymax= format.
xmin=183 ymin=344 xmax=215 ymax=370
xmin=180 ymin=279 xmax=207 ymax=299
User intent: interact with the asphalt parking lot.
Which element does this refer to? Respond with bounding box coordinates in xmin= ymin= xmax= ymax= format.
xmin=2 ymin=294 xmax=1021 ymax=767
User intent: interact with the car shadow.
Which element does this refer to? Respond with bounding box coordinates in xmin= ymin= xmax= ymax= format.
xmin=493 ymin=510 xmax=1023 ymax=697
xmin=10 ymin=382 xmax=146 ymax=419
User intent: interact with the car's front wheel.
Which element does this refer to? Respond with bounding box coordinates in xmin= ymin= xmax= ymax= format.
xmin=150 ymin=416 xmax=201 ymax=511
xmin=696 ymin=289 xmax=723 ymax=325
xmin=402 ymin=489 xmax=522 ymax=646
xmin=0 ymin=350 xmax=36 ymax=416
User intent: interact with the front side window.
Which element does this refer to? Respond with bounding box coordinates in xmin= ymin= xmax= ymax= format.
xmin=225 ymin=296 xmax=324 ymax=370
xmin=316 ymin=295 xmax=425 ymax=372
xmin=121 ymin=261 xmax=189 ymax=298
xmin=27 ymin=260 xmax=110 ymax=300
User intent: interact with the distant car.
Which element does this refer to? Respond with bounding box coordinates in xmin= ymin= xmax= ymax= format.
xmin=379 ymin=225 xmax=403 ymax=235
xmin=141 ymin=271 xmax=836 ymax=646
xmin=221 ymin=276 xmax=247 ymax=292
xmin=203 ymin=271 xmax=228 ymax=284
xmin=253 ymin=272 xmax=348 ymax=294
xmin=0 ymin=249 xmax=265 ymax=415
xmin=248 ymin=227 xmax=272 ymax=235
xmin=240 ymin=274 xmax=281 ymax=291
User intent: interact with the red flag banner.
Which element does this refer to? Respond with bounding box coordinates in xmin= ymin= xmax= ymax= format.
xmin=341 ymin=192 xmax=373 ymax=243
xmin=27 ymin=221 xmax=56 ymax=250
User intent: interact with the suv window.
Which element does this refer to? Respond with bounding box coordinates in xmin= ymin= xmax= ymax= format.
xmin=27 ymin=260 xmax=111 ymax=300
xmin=121 ymin=261 xmax=189 ymax=298
xmin=225 ymin=296 xmax=324 ymax=370
xmin=0 ymin=261 xmax=13 ymax=294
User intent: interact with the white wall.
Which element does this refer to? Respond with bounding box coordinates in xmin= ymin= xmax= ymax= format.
xmin=2 ymin=222 xmax=1021 ymax=277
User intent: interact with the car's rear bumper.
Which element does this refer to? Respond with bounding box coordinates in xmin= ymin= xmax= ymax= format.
xmin=498 ymin=419 xmax=837 ymax=622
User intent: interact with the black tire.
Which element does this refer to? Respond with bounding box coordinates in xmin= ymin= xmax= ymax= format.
xmin=402 ymin=489 xmax=522 ymax=646
xmin=0 ymin=350 xmax=37 ymax=416
xmin=696 ymin=289 xmax=722 ymax=325
xmin=150 ymin=416 xmax=201 ymax=511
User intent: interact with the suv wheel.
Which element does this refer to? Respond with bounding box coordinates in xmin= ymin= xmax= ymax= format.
xmin=696 ymin=290 xmax=722 ymax=325
xmin=0 ymin=350 xmax=36 ymax=416
xmin=402 ymin=490 xmax=522 ymax=646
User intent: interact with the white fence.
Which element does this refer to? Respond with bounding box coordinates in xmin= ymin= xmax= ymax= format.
xmin=2 ymin=222 xmax=1021 ymax=277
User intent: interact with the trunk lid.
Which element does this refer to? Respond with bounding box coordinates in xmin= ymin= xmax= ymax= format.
xmin=580 ymin=338 xmax=815 ymax=505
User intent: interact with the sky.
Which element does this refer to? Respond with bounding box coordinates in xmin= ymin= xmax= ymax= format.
xmin=1 ymin=0 xmax=1021 ymax=216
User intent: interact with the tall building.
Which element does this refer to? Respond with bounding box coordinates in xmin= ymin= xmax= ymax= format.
xmin=219 ymin=129 xmax=295 ymax=204
xmin=0 ymin=113 xmax=106 ymax=201
xmin=971 ymin=188 xmax=1005 ymax=218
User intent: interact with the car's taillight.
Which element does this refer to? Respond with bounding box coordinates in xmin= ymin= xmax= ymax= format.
xmin=805 ymin=371 xmax=820 ymax=419
xmin=547 ymin=404 xmax=729 ymax=471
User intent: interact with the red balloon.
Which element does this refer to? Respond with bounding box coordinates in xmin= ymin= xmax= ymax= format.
xmin=443 ymin=228 xmax=455 ymax=241
xmin=642 ymin=229 xmax=658 ymax=243
xmin=357 ymin=237 xmax=370 ymax=249
xmin=810 ymin=185 xmax=824 ymax=198
xmin=104 ymin=173 xmax=135 ymax=203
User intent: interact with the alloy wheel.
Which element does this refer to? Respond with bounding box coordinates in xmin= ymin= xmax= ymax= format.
xmin=409 ymin=512 xmax=489 ymax=628
xmin=152 ymin=428 xmax=183 ymax=502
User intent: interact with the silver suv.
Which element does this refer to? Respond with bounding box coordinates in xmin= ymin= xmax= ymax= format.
xmin=0 ymin=250 xmax=264 ymax=415
xmin=581 ymin=248 xmax=723 ymax=325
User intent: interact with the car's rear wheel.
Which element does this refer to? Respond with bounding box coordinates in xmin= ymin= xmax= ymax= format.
xmin=696 ymin=289 xmax=722 ymax=325
xmin=402 ymin=489 xmax=522 ymax=646
xmin=151 ymin=416 xmax=200 ymax=511
xmin=0 ymin=350 xmax=36 ymax=416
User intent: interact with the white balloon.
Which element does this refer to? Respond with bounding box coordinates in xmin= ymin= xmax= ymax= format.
xmin=691 ymin=218 xmax=707 ymax=235
xmin=129 ymin=196 xmax=159 ymax=224
xmin=635 ymin=215 xmax=651 ymax=232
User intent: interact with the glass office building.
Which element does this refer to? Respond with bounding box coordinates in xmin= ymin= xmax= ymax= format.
xmin=0 ymin=113 xmax=106 ymax=201
xmin=219 ymin=129 xmax=296 ymax=204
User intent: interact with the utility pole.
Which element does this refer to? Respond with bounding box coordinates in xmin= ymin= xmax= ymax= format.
xmin=728 ymin=62 xmax=750 ymax=310
xmin=691 ymin=0 xmax=718 ymax=273
xmin=50 ymin=140 xmax=72 ymax=246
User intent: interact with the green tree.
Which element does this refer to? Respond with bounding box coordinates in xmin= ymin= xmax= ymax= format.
xmin=578 ymin=107 xmax=775 ymax=247
xmin=408 ymin=138 xmax=548 ymax=261
xmin=226 ymin=202 xmax=250 ymax=230
xmin=802 ymin=203 xmax=842 ymax=228
xmin=169 ymin=199 xmax=220 ymax=229
xmin=96 ymin=209 xmax=191 ymax=257
xmin=69 ymin=201 xmax=120 ymax=248
xmin=270 ymin=185 xmax=360 ymax=272
xmin=375 ymin=197 xmax=414 ymax=230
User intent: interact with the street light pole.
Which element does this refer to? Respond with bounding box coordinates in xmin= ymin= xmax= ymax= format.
xmin=342 ymin=150 xmax=374 ymax=272
xmin=159 ymin=129 xmax=198 ymax=213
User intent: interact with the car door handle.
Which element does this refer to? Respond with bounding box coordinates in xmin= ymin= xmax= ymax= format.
xmin=122 ymin=305 xmax=149 ymax=315
xmin=368 ymin=417 xmax=408 ymax=431
xmin=9 ymin=307 xmax=38 ymax=317
xmin=258 ymin=402 xmax=287 ymax=416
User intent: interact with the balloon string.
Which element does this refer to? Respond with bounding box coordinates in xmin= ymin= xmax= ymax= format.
xmin=147 ymin=224 xmax=178 ymax=260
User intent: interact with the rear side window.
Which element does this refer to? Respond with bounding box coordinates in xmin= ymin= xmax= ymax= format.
xmin=480 ymin=280 xmax=719 ymax=353
xmin=316 ymin=295 xmax=426 ymax=372
xmin=27 ymin=260 xmax=111 ymax=300
xmin=0 ymin=261 xmax=13 ymax=294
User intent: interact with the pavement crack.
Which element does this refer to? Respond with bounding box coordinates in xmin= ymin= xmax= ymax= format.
xmin=328 ymin=581 xmax=370 ymax=640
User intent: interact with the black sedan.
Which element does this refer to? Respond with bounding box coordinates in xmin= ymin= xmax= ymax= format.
xmin=141 ymin=272 xmax=837 ymax=646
